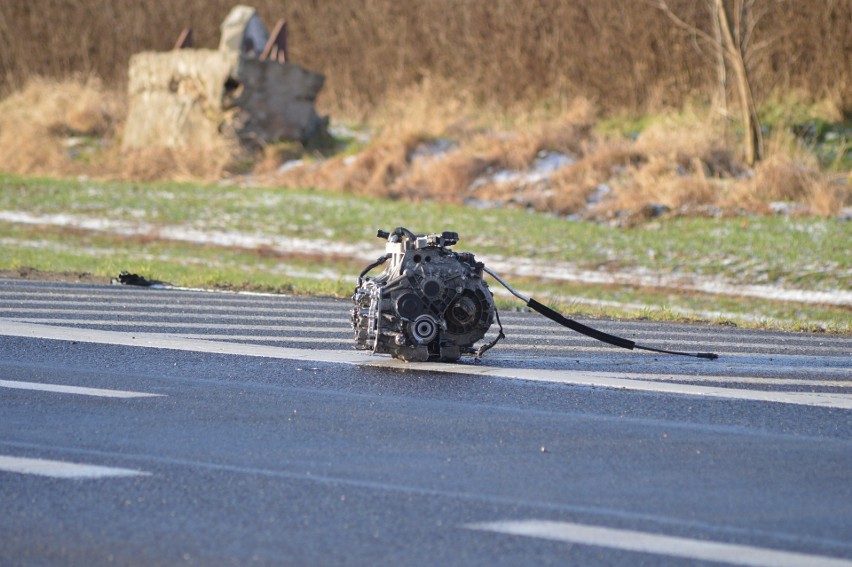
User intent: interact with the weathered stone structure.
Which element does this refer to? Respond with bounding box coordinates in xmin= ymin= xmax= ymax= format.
xmin=122 ymin=5 xmax=327 ymax=151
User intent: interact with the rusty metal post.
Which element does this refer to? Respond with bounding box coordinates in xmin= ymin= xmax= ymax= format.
xmin=260 ymin=19 xmax=289 ymax=63
xmin=173 ymin=28 xmax=193 ymax=49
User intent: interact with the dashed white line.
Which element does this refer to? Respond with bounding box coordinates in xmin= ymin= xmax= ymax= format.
xmin=0 ymin=455 xmax=150 ymax=479
xmin=465 ymin=519 xmax=852 ymax=567
xmin=0 ymin=379 xmax=163 ymax=398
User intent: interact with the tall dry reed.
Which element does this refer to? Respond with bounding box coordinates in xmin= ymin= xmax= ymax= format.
xmin=1 ymin=1 xmax=848 ymax=117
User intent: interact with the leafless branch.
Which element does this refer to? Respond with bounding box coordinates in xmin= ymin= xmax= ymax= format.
xmin=652 ymin=0 xmax=725 ymax=57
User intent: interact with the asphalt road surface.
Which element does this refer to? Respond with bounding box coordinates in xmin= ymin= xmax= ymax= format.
xmin=1 ymin=278 xmax=850 ymax=566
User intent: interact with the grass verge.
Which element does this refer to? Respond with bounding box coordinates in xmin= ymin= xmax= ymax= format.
xmin=1 ymin=174 xmax=849 ymax=333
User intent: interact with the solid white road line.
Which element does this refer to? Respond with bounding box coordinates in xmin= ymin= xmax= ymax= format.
xmin=0 ymin=379 xmax=163 ymax=398
xmin=4 ymin=317 xmax=349 ymax=332
xmin=0 ymin=307 xmax=342 ymax=322
xmin=8 ymin=318 xmax=852 ymax=363
xmin=2 ymin=300 xmax=344 ymax=314
xmin=372 ymin=358 xmax=852 ymax=409
xmin=0 ymin=455 xmax=150 ymax=479
xmin=7 ymin=314 xmax=851 ymax=354
xmin=175 ymin=333 xmax=347 ymax=344
xmin=6 ymin=313 xmax=341 ymax=324
xmin=465 ymin=520 xmax=852 ymax=567
xmin=2 ymin=320 xmax=851 ymax=409
xmin=0 ymin=319 xmax=368 ymax=364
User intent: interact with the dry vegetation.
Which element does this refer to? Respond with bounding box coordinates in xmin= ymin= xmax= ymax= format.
xmin=0 ymin=1 xmax=849 ymax=219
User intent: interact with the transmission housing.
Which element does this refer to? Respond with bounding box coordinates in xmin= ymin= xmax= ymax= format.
xmin=352 ymin=228 xmax=496 ymax=362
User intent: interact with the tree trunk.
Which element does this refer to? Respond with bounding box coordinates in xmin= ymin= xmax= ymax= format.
xmin=710 ymin=2 xmax=728 ymax=117
xmin=715 ymin=0 xmax=763 ymax=165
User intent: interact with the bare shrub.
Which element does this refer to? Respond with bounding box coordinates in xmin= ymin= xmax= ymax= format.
xmin=547 ymin=140 xmax=639 ymax=214
xmin=120 ymin=146 xmax=235 ymax=182
xmin=393 ymin=151 xmax=494 ymax=203
xmin=282 ymin=133 xmax=418 ymax=198
xmin=623 ymin=157 xmax=717 ymax=210
xmin=731 ymin=154 xmax=848 ymax=216
xmin=577 ymin=112 xmax=741 ymax=217
xmin=0 ymin=76 xmax=124 ymax=175
xmin=633 ymin=112 xmax=732 ymax=167
xmin=717 ymin=122 xmax=851 ymax=216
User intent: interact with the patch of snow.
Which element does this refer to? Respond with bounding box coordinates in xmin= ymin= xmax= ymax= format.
xmin=329 ymin=124 xmax=372 ymax=143
xmin=277 ymin=159 xmax=305 ymax=174
xmin=0 ymin=211 xmax=382 ymax=262
xmin=586 ymin=183 xmax=612 ymax=205
xmin=769 ymin=201 xmax=808 ymax=216
xmin=480 ymin=254 xmax=852 ymax=307
xmin=470 ymin=150 xmax=574 ymax=190
xmin=3 ymin=209 xmax=850 ymax=307
xmin=410 ymin=138 xmax=455 ymax=161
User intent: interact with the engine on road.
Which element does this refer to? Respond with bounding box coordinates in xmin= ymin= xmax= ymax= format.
xmin=352 ymin=228 xmax=498 ymax=362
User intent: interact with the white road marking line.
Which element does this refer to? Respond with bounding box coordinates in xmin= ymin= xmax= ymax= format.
xmin=9 ymin=293 xmax=848 ymax=343
xmin=465 ymin=520 xmax=852 ymax=567
xmin=4 ymin=317 xmax=349 ymax=332
xmin=5 ymin=310 xmax=850 ymax=353
xmin=175 ymin=333 xmax=348 ymax=344
xmin=2 ymin=320 xmax=851 ymax=409
xmin=95 ymin=332 xmax=851 ymax=381
xmin=489 ymin=342 xmax=852 ymax=357
xmin=7 ymin=317 xmax=850 ymax=359
xmin=3 ymin=312 xmax=342 ymax=324
xmin=0 ymin=289 xmax=328 ymax=303
xmin=6 ymin=308 xmax=344 ymax=319
xmin=371 ymin=359 xmax=852 ymax=409
xmin=619 ymin=374 xmax=852 ymax=387
xmin=0 ymin=319 xmax=367 ymax=363
xmin=0 ymin=455 xmax=150 ymax=479
xmin=2 ymin=300 xmax=348 ymax=319
xmin=0 ymin=379 xmax=163 ymax=398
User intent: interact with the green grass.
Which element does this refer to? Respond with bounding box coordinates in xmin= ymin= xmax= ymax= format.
xmin=1 ymin=173 xmax=850 ymax=332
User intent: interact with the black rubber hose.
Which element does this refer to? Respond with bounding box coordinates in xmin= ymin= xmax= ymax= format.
xmin=357 ymin=254 xmax=390 ymax=285
xmin=527 ymin=298 xmax=635 ymax=350
xmin=527 ymin=298 xmax=718 ymax=359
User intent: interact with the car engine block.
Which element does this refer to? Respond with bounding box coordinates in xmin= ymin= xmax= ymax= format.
xmin=352 ymin=228 xmax=497 ymax=362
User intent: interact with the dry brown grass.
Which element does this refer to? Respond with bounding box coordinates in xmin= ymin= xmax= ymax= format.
xmin=2 ymin=1 xmax=849 ymax=116
xmin=1 ymin=2 xmax=847 ymax=214
xmin=120 ymin=146 xmax=235 ymax=182
xmin=593 ymin=114 xmax=736 ymax=216
xmin=729 ymin=154 xmax=848 ymax=216
xmin=0 ymin=73 xmax=846 ymax=219
xmin=0 ymin=76 xmax=124 ymax=175
xmin=721 ymin=125 xmax=851 ymax=215
xmin=0 ymin=76 xmax=237 ymax=182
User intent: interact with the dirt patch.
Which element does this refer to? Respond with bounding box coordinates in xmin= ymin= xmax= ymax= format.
xmin=0 ymin=267 xmax=111 ymax=284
